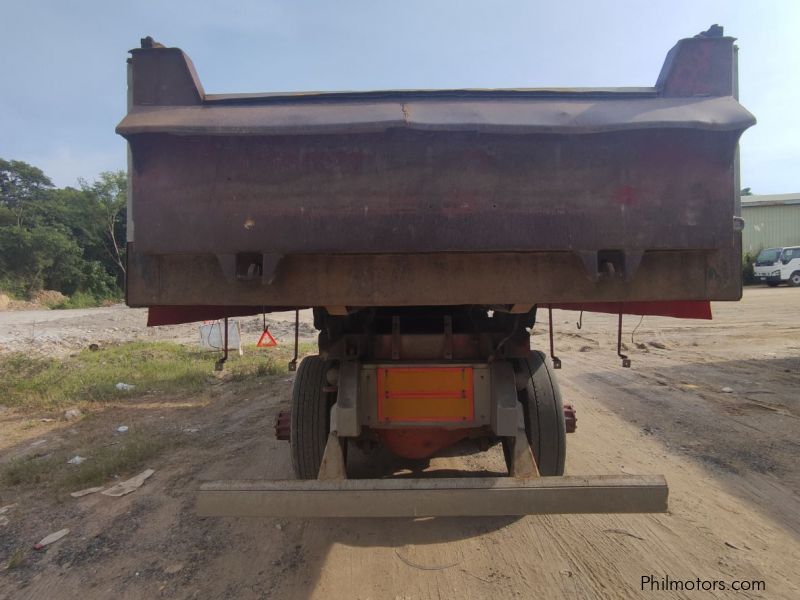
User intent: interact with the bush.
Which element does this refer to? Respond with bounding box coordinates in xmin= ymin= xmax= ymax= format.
xmin=34 ymin=290 xmax=68 ymax=308
xmin=0 ymin=277 xmax=26 ymax=300
xmin=0 ymin=226 xmax=120 ymax=305
xmin=52 ymin=291 xmax=103 ymax=309
xmin=79 ymin=260 xmax=119 ymax=300
xmin=0 ymin=225 xmax=86 ymax=296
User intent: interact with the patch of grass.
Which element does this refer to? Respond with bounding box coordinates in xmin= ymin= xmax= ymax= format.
xmin=6 ymin=548 xmax=26 ymax=570
xmin=298 ymin=341 xmax=316 ymax=355
xmin=1 ymin=452 xmax=63 ymax=487
xmin=0 ymin=341 xmax=289 ymax=410
xmin=50 ymin=291 xmax=108 ymax=309
xmin=0 ymin=279 xmax=26 ymax=301
xmin=2 ymin=431 xmax=174 ymax=493
xmin=61 ymin=431 xmax=172 ymax=491
xmin=228 ymin=354 xmax=285 ymax=381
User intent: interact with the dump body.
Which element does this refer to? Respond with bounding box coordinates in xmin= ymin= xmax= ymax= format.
xmin=117 ymin=30 xmax=756 ymax=518
xmin=119 ymin=33 xmax=753 ymax=314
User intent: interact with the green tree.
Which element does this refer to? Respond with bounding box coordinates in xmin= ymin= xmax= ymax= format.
xmin=0 ymin=159 xmax=53 ymax=228
xmin=0 ymin=159 xmax=126 ymax=302
xmin=80 ymin=171 xmax=127 ymax=283
xmin=0 ymin=225 xmax=84 ymax=295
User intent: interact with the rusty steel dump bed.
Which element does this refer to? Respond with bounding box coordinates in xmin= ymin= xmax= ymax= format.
xmin=119 ymin=31 xmax=754 ymax=311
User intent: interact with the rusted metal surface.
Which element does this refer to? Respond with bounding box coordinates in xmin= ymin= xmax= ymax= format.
xmin=196 ymin=475 xmax=669 ymax=517
xmin=274 ymin=411 xmax=291 ymax=442
xmin=377 ymin=428 xmax=471 ymax=459
xmin=551 ymin=301 xmax=712 ymax=319
xmin=119 ymin=96 xmax=752 ymax=137
xmin=125 ymin=129 xmax=742 ymax=258
xmin=564 ymin=404 xmax=577 ymax=434
xmin=548 ymin=306 xmax=562 ymax=369
xmin=507 ymin=405 xmax=541 ymax=479
xmin=120 ymin=29 xmax=754 ymax=311
xmin=127 ymin=249 xmax=740 ymax=307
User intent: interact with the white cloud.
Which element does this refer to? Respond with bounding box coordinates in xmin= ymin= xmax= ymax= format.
xmin=19 ymin=144 xmax=127 ymax=188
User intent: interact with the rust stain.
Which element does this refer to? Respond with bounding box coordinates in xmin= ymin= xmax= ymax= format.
xmin=613 ymin=185 xmax=638 ymax=206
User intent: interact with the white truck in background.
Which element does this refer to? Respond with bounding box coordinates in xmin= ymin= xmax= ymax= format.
xmin=754 ymin=247 xmax=800 ymax=287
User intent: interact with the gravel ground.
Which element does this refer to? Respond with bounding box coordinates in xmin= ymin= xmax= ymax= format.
xmin=0 ymin=306 xmax=317 ymax=356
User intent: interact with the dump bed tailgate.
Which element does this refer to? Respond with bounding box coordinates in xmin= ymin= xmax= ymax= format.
xmin=119 ymin=33 xmax=754 ymax=309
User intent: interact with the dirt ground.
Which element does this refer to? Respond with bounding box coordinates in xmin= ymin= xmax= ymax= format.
xmin=1 ymin=287 xmax=799 ymax=599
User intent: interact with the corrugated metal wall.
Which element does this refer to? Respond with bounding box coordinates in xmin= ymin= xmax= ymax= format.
xmin=741 ymin=204 xmax=800 ymax=257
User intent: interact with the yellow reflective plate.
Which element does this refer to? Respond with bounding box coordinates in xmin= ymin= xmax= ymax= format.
xmin=377 ymin=367 xmax=474 ymax=423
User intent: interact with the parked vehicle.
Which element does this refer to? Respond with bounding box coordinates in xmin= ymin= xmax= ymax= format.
xmin=755 ymin=247 xmax=800 ymax=286
xmin=754 ymin=248 xmax=784 ymax=286
xmin=117 ymin=26 xmax=754 ymax=518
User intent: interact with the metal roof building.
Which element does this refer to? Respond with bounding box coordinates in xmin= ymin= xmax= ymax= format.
xmin=741 ymin=193 xmax=800 ymax=257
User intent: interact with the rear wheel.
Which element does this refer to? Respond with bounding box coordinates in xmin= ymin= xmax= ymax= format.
xmin=514 ymin=352 xmax=566 ymax=476
xmin=290 ymin=355 xmax=333 ymax=479
xmin=788 ymin=272 xmax=800 ymax=287
xmin=767 ymin=281 xmax=780 ymax=287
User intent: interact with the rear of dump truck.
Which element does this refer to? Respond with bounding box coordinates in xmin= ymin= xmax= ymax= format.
xmin=117 ymin=27 xmax=754 ymax=517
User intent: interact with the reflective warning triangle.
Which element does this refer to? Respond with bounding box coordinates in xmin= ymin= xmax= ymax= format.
xmin=257 ymin=329 xmax=277 ymax=347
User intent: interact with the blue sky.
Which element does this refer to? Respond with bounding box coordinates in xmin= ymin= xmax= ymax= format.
xmin=1 ymin=0 xmax=798 ymax=193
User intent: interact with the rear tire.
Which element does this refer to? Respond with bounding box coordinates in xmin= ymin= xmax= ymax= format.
xmin=788 ymin=272 xmax=800 ymax=287
xmin=514 ymin=352 xmax=566 ymax=476
xmin=290 ymin=355 xmax=333 ymax=479
xmin=767 ymin=282 xmax=780 ymax=287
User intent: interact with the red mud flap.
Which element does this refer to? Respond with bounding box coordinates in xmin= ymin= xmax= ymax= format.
xmin=196 ymin=475 xmax=667 ymax=518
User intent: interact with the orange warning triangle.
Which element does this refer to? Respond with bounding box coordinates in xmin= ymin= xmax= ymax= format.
xmin=257 ymin=329 xmax=277 ymax=347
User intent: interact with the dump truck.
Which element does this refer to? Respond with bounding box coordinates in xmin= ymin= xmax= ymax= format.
xmin=117 ymin=26 xmax=754 ymax=518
